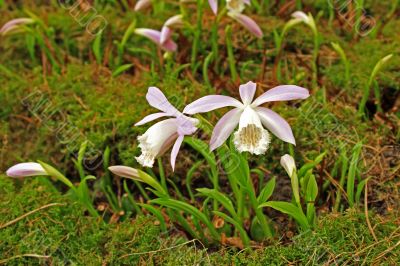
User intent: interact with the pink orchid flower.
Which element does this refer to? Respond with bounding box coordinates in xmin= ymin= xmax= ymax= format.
xmin=160 ymin=15 xmax=183 ymax=44
xmin=208 ymin=0 xmax=262 ymax=38
xmin=0 ymin=18 xmax=34 ymax=36
xmin=6 ymin=162 xmax=48 ymax=177
xmin=135 ymin=87 xmax=198 ymax=170
xmin=135 ymin=15 xmax=182 ymax=52
xmin=135 ymin=28 xmax=178 ymax=52
xmin=183 ymin=81 xmax=309 ymax=154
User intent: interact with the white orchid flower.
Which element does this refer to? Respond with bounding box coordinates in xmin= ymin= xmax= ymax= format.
xmin=135 ymin=87 xmax=198 ymax=170
xmin=184 ymin=81 xmax=309 ymax=154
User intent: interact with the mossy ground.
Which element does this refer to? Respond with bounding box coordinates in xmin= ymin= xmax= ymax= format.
xmin=1 ymin=176 xmax=399 ymax=265
xmin=0 ymin=1 xmax=399 ymax=265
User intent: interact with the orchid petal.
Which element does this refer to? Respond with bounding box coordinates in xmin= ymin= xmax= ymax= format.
xmin=210 ymin=108 xmax=242 ymax=151
xmin=135 ymin=28 xmax=161 ymax=44
xmin=160 ymin=15 xmax=182 ymax=44
xmin=239 ymin=81 xmax=257 ymax=105
xmin=146 ymin=87 xmax=180 ymax=115
xmin=252 ymin=85 xmax=309 ymax=106
xmin=243 ymin=0 xmax=251 ymax=4
xmin=6 ymin=162 xmax=48 ymax=177
xmin=183 ymin=95 xmax=243 ymax=114
xmin=160 ymin=26 xmax=172 ymax=45
xmin=134 ymin=0 xmax=152 ymax=11
xmin=135 ymin=28 xmax=177 ymax=51
xmin=164 ymin=15 xmax=183 ymax=27
xmin=135 ymin=112 xmax=170 ymax=126
xmin=228 ymin=12 xmax=263 ymax=38
xmin=160 ymin=38 xmax=178 ymax=52
xmin=208 ymin=0 xmax=218 ymax=14
xmin=170 ymin=135 xmax=184 ymax=171
xmin=256 ymin=107 xmax=296 ymax=145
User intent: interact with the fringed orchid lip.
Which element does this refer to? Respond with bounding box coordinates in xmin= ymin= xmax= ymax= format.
xmin=233 ymin=106 xmax=271 ymax=154
xmin=184 ymin=81 xmax=309 ymax=154
xmin=136 ymin=118 xmax=179 ymax=168
xmin=226 ymin=0 xmax=250 ymax=13
xmin=6 ymin=162 xmax=48 ymax=178
xmin=208 ymin=0 xmax=250 ymax=15
xmin=135 ymin=87 xmax=199 ymax=171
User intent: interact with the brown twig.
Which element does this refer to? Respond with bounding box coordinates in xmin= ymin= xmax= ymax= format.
xmin=0 ymin=203 xmax=65 ymax=230
xmin=364 ymin=182 xmax=378 ymax=242
xmin=0 ymin=254 xmax=50 ymax=264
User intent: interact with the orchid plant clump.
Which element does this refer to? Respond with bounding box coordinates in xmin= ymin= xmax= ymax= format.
xmin=6 ymin=81 xmax=320 ymax=247
xmin=6 ymin=142 xmax=100 ymax=218
xmin=107 ymin=82 xmax=315 ymax=245
xmin=273 ymin=11 xmax=320 ymax=85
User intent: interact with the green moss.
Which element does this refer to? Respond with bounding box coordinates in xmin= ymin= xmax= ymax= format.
xmin=1 ymin=176 xmax=398 ymax=265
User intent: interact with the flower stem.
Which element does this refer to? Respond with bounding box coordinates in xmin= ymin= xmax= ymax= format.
xmin=225 ymin=25 xmax=238 ymax=82
xmin=248 ymin=178 xmax=273 ymax=237
xmin=157 ymin=158 xmax=167 ymax=192
xmin=191 ymin=0 xmax=204 ymax=73
xmin=312 ymin=35 xmax=319 ymax=88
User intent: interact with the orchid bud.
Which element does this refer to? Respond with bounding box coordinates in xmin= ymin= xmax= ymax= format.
xmin=6 ymin=162 xmax=48 ymax=178
xmin=280 ymin=154 xmax=296 ymax=177
xmin=108 ymin=166 xmax=141 ymax=181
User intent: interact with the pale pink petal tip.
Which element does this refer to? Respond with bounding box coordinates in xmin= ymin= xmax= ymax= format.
xmin=6 ymin=162 xmax=47 ymax=178
xmin=170 ymin=135 xmax=184 ymax=171
xmin=228 ymin=12 xmax=263 ymax=38
xmin=239 ymin=81 xmax=257 ymax=105
xmin=146 ymin=87 xmax=180 ymax=115
xmin=291 ymin=11 xmax=309 ymax=22
xmin=134 ymin=0 xmax=152 ymax=11
xmin=208 ymin=0 xmax=218 ymax=14
xmin=0 ymin=18 xmax=34 ymax=35
xmin=108 ymin=165 xmax=139 ymax=179
xmin=252 ymin=85 xmax=310 ymax=106
xmin=256 ymin=107 xmax=296 ymax=145
xmin=183 ymin=95 xmax=243 ymax=114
